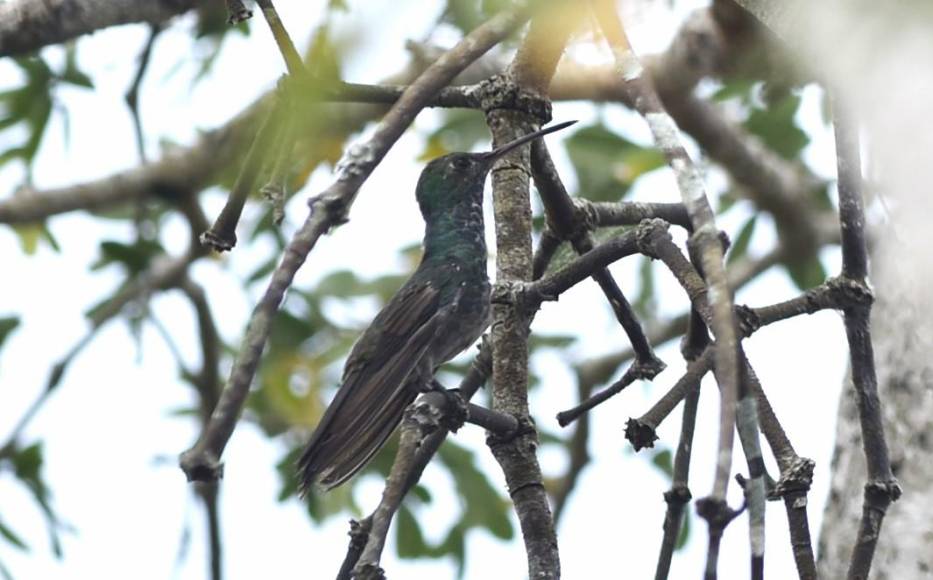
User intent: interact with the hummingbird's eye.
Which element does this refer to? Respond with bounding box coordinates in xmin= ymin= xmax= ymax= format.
xmin=451 ymin=157 xmax=472 ymax=171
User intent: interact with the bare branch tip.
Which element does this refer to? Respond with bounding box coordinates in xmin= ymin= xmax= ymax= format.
xmin=226 ymin=0 xmax=254 ymax=24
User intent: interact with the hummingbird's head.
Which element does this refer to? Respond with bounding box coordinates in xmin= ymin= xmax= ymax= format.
xmin=414 ymin=120 xmax=577 ymax=219
xmin=415 ymin=152 xmax=493 ymax=218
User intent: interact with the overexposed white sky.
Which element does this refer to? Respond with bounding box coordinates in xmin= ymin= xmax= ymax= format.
xmin=0 ymin=2 xmax=849 ymax=579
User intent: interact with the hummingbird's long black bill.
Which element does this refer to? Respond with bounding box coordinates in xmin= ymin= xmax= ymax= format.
xmin=480 ymin=120 xmax=577 ymax=162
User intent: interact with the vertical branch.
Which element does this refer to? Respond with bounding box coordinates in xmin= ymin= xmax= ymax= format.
xmin=485 ymin=99 xmax=562 ymax=580
xmin=831 ymin=95 xmax=901 ymax=580
xmin=479 ymin=5 xmax=580 ymax=578
xmin=124 ymin=23 xmax=161 ymax=164
xmin=735 ymin=363 xmax=766 ymax=580
xmin=654 ymin=380 xmax=700 ymax=580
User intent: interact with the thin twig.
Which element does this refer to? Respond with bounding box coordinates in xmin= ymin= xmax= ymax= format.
xmin=124 ymin=23 xmax=161 ymax=164
xmin=200 ymin=95 xmax=283 ymax=252
xmin=552 ymin=371 xmax=592 ymax=523
xmin=531 ymin=140 xmax=665 ymax=372
xmin=655 ymin=378 xmax=700 ymax=580
xmin=353 ymin=402 xmax=442 ymax=578
xmin=255 ymin=0 xmax=303 ymax=76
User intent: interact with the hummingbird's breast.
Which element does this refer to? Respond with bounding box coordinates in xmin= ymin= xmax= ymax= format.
xmin=433 ymin=261 xmax=491 ymax=367
xmin=420 ymin=196 xmax=490 ymax=366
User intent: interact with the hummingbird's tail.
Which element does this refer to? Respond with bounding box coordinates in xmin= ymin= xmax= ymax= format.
xmin=297 ymin=279 xmax=445 ymax=493
xmin=297 ymin=375 xmax=420 ymax=493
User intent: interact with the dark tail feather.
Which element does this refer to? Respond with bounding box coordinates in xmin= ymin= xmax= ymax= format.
xmin=297 ymin=299 xmax=441 ymax=494
xmin=297 ymin=385 xmax=417 ymax=493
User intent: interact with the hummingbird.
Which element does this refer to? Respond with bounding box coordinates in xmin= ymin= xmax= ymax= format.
xmin=297 ymin=120 xmax=576 ymax=492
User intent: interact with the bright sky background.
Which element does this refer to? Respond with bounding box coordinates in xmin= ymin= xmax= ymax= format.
xmin=0 ymin=1 xmax=850 ymax=578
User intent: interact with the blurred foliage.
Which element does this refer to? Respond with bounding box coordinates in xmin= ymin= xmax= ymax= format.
xmin=443 ymin=0 xmax=516 ymax=35
xmin=0 ymin=441 xmax=70 ymax=573
xmin=0 ymin=48 xmax=92 ymax=176
xmin=713 ymin=79 xmax=828 ymax=289
xmin=0 ymin=1 xmax=835 ymax=575
xmin=10 ymin=221 xmax=59 ymax=256
xmin=420 ymin=110 xmax=490 ymax=161
xmin=565 ymin=123 xmax=665 ymax=202
xmin=190 ymin=4 xmax=251 ymax=80
xmin=0 ymin=317 xmax=19 ymax=352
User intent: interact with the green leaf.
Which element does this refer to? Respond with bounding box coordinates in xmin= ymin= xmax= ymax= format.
xmin=410 ymin=484 xmax=432 ymax=504
xmin=12 ymin=443 xmax=43 ymax=482
xmin=59 ymin=47 xmax=93 ymax=88
xmin=432 ymin=524 xmax=466 ymax=578
xmin=744 ymin=94 xmax=809 ymax=160
xmin=305 ymin=22 xmax=341 ymax=82
xmin=246 ymin=255 xmax=278 ymax=284
xmin=90 ymin=239 xmax=165 ymax=274
xmin=0 ymin=317 xmax=20 ymax=351
xmin=443 ymin=0 xmax=485 ymax=34
xmin=711 ymin=79 xmax=757 ymax=104
xmin=11 ymin=223 xmax=41 ymax=254
xmin=634 ymin=255 xmax=657 ymax=319
xmin=564 ymin=124 xmax=664 ymax=202
xmin=727 ymin=215 xmax=757 ymax=265
xmin=268 ymin=309 xmax=316 ymax=351
xmin=0 ymin=520 xmax=28 ymax=552
xmin=785 ymin=255 xmax=826 ymax=290
xmin=316 ymin=270 xmax=363 ymax=297
xmin=10 ymin=221 xmax=59 ymax=255
xmin=274 ymin=447 xmax=358 ymax=520
xmin=443 ymin=0 xmax=511 ymax=34
xmin=650 ymin=448 xmax=674 ymax=480
xmin=676 ymin=512 xmax=691 ymax=550
xmin=438 ymin=441 xmax=513 ymax=540
xmin=717 ymin=190 xmax=739 ymax=214
xmin=396 ymin=505 xmax=428 ymax=558
xmin=0 ymin=557 xmax=13 ymax=580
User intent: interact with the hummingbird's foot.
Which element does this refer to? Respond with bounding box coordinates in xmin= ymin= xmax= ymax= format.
xmin=486 ymin=414 xmax=535 ymax=447
xmin=438 ymin=387 xmax=469 ymax=433
xmin=416 ymin=387 xmax=468 ymax=432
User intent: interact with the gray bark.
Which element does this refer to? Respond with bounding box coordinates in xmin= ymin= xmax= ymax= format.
xmin=0 ymin=0 xmax=204 ymax=57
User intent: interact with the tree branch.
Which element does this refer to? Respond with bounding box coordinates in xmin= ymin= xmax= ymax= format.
xmin=831 ymin=95 xmax=900 ymax=580
xmin=0 ymin=0 xmax=202 ymax=57
xmin=531 ymin=140 xmax=665 ymax=373
xmin=479 ymin=5 xmax=582 ymax=577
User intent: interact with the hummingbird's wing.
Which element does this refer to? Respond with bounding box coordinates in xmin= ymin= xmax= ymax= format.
xmin=297 ymin=279 xmax=445 ymax=492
